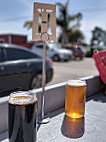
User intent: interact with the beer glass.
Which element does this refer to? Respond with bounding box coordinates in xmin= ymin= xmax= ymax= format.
xmin=65 ymin=80 xmax=87 ymax=118
xmin=8 ymin=91 xmax=38 ymax=142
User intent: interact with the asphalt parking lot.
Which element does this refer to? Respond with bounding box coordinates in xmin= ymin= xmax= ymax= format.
xmin=47 ymin=57 xmax=99 ymax=86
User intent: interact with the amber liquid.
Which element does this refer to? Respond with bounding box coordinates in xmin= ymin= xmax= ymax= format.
xmin=65 ymin=84 xmax=87 ymax=118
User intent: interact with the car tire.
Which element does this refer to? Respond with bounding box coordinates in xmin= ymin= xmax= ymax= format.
xmin=73 ymin=56 xmax=76 ymax=60
xmin=64 ymin=59 xmax=68 ymax=62
xmin=80 ymin=57 xmax=83 ymax=60
xmin=53 ymin=55 xmax=60 ymax=61
xmin=30 ymin=74 xmax=42 ymax=89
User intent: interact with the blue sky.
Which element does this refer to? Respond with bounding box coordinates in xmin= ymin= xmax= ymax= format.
xmin=0 ymin=0 xmax=106 ymax=44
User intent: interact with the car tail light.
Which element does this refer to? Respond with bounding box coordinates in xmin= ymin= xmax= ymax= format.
xmin=49 ymin=60 xmax=53 ymax=66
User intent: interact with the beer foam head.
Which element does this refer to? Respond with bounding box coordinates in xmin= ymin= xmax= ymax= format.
xmin=9 ymin=91 xmax=37 ymax=105
xmin=67 ymin=80 xmax=86 ymax=87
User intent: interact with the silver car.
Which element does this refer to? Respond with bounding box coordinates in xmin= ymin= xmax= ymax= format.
xmin=32 ymin=42 xmax=73 ymax=61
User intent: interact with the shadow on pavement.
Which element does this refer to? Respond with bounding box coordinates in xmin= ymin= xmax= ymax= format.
xmin=61 ymin=115 xmax=85 ymax=139
xmin=49 ymin=108 xmax=64 ymax=118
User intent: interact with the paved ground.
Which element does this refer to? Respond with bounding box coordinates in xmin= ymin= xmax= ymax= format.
xmin=47 ymin=57 xmax=99 ymax=86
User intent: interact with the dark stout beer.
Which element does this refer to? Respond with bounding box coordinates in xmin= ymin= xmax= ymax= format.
xmin=8 ymin=92 xmax=38 ymax=142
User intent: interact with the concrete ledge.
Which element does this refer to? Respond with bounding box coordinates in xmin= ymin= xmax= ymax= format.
xmin=0 ymin=75 xmax=104 ymax=134
xmin=81 ymin=75 xmax=104 ymax=97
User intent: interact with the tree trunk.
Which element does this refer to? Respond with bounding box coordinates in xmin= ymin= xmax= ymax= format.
xmin=61 ymin=31 xmax=69 ymax=44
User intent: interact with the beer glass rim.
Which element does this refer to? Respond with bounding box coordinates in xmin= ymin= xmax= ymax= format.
xmin=67 ymin=79 xmax=87 ymax=87
xmin=10 ymin=91 xmax=34 ymax=98
xmin=9 ymin=91 xmax=37 ymax=105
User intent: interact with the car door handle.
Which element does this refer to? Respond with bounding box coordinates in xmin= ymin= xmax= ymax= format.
xmin=0 ymin=67 xmax=4 ymax=71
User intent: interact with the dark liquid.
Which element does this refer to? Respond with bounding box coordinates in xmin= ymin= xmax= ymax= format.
xmin=8 ymin=100 xmax=37 ymax=142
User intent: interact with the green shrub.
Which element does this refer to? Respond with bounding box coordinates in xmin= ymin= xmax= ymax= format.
xmin=86 ymin=47 xmax=103 ymax=57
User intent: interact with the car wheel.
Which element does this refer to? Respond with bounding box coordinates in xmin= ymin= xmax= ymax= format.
xmin=80 ymin=57 xmax=83 ymax=60
xmin=53 ymin=55 xmax=60 ymax=61
xmin=73 ymin=56 xmax=76 ymax=60
xmin=64 ymin=59 xmax=68 ymax=62
xmin=30 ymin=74 xmax=42 ymax=89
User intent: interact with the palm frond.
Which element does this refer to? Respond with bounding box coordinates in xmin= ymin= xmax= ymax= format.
xmin=57 ymin=19 xmax=64 ymax=27
xmin=24 ymin=21 xmax=32 ymax=30
xmin=65 ymin=0 xmax=69 ymax=8
xmin=76 ymin=13 xmax=82 ymax=20
xmin=56 ymin=2 xmax=63 ymax=7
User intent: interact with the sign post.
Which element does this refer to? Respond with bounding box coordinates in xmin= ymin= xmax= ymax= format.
xmin=32 ymin=2 xmax=56 ymax=124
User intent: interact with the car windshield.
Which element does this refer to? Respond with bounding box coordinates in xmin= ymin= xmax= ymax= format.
xmin=49 ymin=44 xmax=62 ymax=50
xmin=75 ymin=47 xmax=82 ymax=52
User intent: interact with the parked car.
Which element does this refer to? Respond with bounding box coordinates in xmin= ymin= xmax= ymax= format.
xmin=0 ymin=44 xmax=53 ymax=97
xmin=63 ymin=45 xmax=85 ymax=60
xmin=32 ymin=42 xmax=73 ymax=61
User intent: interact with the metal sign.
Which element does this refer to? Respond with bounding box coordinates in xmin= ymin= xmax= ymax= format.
xmin=32 ymin=2 xmax=56 ymax=41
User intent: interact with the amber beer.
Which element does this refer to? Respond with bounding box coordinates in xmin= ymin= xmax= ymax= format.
xmin=8 ymin=91 xmax=38 ymax=142
xmin=65 ymin=80 xmax=87 ymax=118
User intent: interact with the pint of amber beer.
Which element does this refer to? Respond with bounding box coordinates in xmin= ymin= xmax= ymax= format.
xmin=65 ymin=80 xmax=87 ymax=118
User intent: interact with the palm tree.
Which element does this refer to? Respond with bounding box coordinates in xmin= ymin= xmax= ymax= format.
xmin=91 ymin=26 xmax=106 ymax=48
xmin=56 ymin=0 xmax=71 ymax=43
xmin=91 ymin=27 xmax=103 ymax=46
xmin=56 ymin=0 xmax=83 ymax=44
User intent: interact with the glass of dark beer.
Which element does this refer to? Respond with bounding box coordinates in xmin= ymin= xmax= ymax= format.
xmin=8 ymin=91 xmax=38 ymax=142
